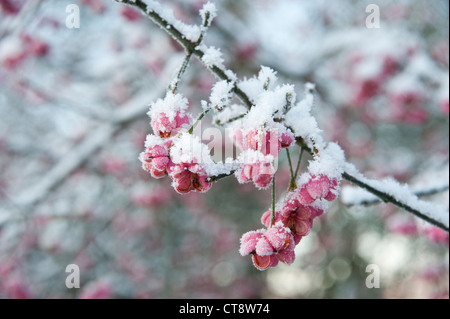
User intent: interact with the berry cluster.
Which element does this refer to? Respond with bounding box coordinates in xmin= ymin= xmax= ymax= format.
xmin=240 ymin=173 xmax=341 ymax=270
xmin=140 ymin=92 xmax=214 ymax=194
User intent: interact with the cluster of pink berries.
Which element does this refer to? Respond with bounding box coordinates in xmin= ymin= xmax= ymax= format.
xmin=141 ymin=92 xmax=298 ymax=194
xmin=142 ymin=92 xmax=343 ymax=271
xmin=234 ymin=127 xmax=294 ymax=189
xmin=240 ymin=174 xmax=341 ymax=270
xmin=140 ymin=93 xmax=213 ymax=194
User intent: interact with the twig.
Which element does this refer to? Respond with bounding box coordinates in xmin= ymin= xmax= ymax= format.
xmin=170 ymin=51 xmax=194 ymax=94
xmin=342 ymin=172 xmax=449 ymax=232
xmin=206 ymin=171 xmax=235 ymax=183
xmin=188 ymin=107 xmax=211 ymax=134
xmin=271 ymin=174 xmax=276 ymax=227
xmin=344 ymin=184 xmax=449 ymax=207
xmin=116 ymin=0 xmax=253 ymax=109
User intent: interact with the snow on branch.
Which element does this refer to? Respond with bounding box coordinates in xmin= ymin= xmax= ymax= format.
xmin=115 ymin=0 xmax=252 ymax=108
xmin=342 ymin=163 xmax=449 ymax=231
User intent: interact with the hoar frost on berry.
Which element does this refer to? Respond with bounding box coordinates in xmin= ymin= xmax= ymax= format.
xmin=139 ymin=135 xmax=173 ymax=179
xmin=169 ymin=133 xmax=215 ymax=194
xmin=239 ymin=221 xmax=295 ymax=271
xmin=234 ymin=125 xmax=294 ymax=158
xmin=141 ymin=93 xmax=218 ymax=195
xmin=148 ymin=92 xmax=191 ymax=138
xmin=235 ymin=150 xmax=275 ymax=190
xmin=297 ymin=174 xmax=340 ymax=205
xmin=239 ymin=141 xmax=346 ymax=270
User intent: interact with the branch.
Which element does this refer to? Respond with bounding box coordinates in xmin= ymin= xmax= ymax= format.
xmin=116 ymin=0 xmax=253 ymax=108
xmin=114 ymin=0 xmax=449 ymax=232
xmin=342 ymin=184 xmax=449 ymax=207
xmin=342 ymin=165 xmax=449 ymax=232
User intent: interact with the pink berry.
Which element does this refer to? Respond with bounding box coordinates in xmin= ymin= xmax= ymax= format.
xmin=298 ymin=175 xmax=340 ymax=204
xmin=151 ymin=111 xmax=190 ymax=138
xmin=140 ymin=144 xmax=171 ymax=179
xmin=169 ymin=162 xmax=212 ymax=194
xmin=239 ymin=230 xmax=264 ymax=256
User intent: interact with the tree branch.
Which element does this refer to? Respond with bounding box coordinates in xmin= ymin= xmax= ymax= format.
xmin=116 ymin=0 xmax=253 ymax=109
xmin=343 ymin=184 xmax=449 ymax=207
xmin=342 ymin=169 xmax=449 ymax=232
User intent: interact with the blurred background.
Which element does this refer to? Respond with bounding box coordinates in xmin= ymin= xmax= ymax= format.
xmin=0 ymin=0 xmax=448 ymax=299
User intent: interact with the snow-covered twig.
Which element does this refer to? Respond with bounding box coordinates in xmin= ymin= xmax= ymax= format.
xmin=342 ymin=184 xmax=449 ymax=207
xmin=342 ymin=164 xmax=449 ymax=231
xmin=115 ymin=0 xmax=253 ymax=108
xmin=114 ymin=0 xmax=449 ymax=232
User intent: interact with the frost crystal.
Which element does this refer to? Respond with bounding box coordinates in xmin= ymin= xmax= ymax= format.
xmin=199 ymin=2 xmax=218 ymax=28
xmin=147 ymin=92 xmax=189 ymax=122
xmin=143 ymin=0 xmax=202 ymax=42
xmin=171 ymin=132 xmax=214 ymax=166
xmin=209 ymin=80 xmax=234 ymax=110
xmin=198 ymin=45 xmax=225 ymax=69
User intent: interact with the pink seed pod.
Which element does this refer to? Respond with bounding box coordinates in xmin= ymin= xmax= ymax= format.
xmin=239 ymin=230 xmax=265 ymax=256
xmin=252 ymin=161 xmax=275 ymax=189
xmin=239 ymin=222 xmax=296 ymax=271
xmin=281 ymin=199 xmax=312 ymax=237
xmin=261 ymin=210 xmax=278 ymax=228
xmin=255 ymin=237 xmax=274 ymax=256
xmin=151 ymin=111 xmax=190 ymax=138
xmin=237 ymin=159 xmax=275 ymax=190
xmin=169 ymin=162 xmax=212 ymax=194
xmin=298 ymin=175 xmax=339 ymax=204
xmin=251 ymin=254 xmax=279 ymax=271
xmin=275 ymin=238 xmax=296 ymax=265
xmin=239 ymin=164 xmax=254 ymax=183
xmin=140 ymin=144 xmax=172 ymax=179
xmin=264 ymin=222 xmax=293 ymax=252
xmin=234 ymin=128 xmax=284 ymax=157
xmin=280 ymin=130 xmax=294 ymax=148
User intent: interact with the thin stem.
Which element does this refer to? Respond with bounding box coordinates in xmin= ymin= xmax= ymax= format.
xmin=286 ymin=148 xmax=294 ymax=177
xmin=215 ymin=112 xmax=247 ymax=126
xmin=167 ymin=4 xmax=212 ymax=93
xmin=170 ymin=51 xmax=193 ymax=94
xmin=294 ymin=147 xmax=304 ymax=180
xmin=286 ymin=148 xmax=297 ymax=191
xmin=271 ymin=174 xmax=276 ymax=227
xmin=188 ymin=108 xmax=211 ymax=134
